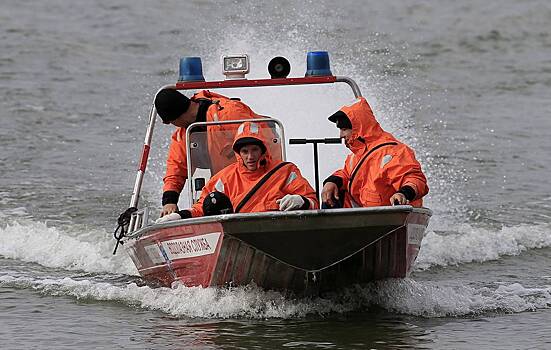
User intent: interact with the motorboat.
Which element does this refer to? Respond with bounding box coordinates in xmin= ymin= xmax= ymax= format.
xmin=115 ymin=52 xmax=432 ymax=295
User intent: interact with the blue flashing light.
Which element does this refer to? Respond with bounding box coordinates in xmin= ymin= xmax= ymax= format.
xmin=178 ymin=57 xmax=205 ymax=82
xmin=305 ymin=51 xmax=332 ymax=77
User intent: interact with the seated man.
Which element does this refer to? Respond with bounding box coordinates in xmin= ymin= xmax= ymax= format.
xmin=158 ymin=121 xmax=318 ymax=222
xmin=322 ymin=97 xmax=429 ymax=208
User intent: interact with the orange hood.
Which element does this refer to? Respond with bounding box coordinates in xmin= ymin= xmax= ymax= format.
xmin=232 ymin=122 xmax=274 ymax=175
xmin=191 ymin=90 xmax=230 ymax=101
xmin=336 ymin=97 xmax=397 ymax=154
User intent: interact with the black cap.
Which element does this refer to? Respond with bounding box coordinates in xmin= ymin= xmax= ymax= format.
xmin=154 ymin=89 xmax=191 ymax=124
xmin=232 ymin=137 xmax=267 ymax=154
xmin=202 ymin=191 xmax=234 ymax=216
xmin=328 ymin=110 xmax=352 ymax=129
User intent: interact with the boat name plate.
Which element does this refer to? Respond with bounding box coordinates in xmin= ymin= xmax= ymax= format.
xmin=160 ymin=232 xmax=221 ymax=261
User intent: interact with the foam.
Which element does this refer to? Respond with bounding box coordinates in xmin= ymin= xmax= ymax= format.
xmin=1 ymin=275 xmax=549 ymax=319
xmin=415 ymin=221 xmax=551 ymax=270
xmin=0 ymin=220 xmax=136 ymax=275
xmin=356 ymin=279 xmax=551 ymax=317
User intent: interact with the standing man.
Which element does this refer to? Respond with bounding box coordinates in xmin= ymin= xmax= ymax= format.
xmin=155 ymin=89 xmax=263 ymax=217
xmin=321 ymin=97 xmax=429 ymax=208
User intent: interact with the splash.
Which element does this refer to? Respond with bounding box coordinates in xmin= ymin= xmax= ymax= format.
xmin=0 ymin=220 xmax=136 ymax=275
xmin=0 ymin=276 xmax=351 ymax=319
xmin=357 ymin=279 xmax=551 ymax=317
xmin=1 ymin=275 xmax=549 ymax=319
xmin=415 ymin=222 xmax=551 ymax=270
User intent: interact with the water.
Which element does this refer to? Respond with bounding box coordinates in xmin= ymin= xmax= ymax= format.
xmin=1 ymin=0 xmax=550 ymax=348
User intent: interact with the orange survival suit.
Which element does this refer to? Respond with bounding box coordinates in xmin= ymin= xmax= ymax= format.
xmin=185 ymin=122 xmax=318 ymax=217
xmin=324 ymin=97 xmax=429 ymax=207
xmin=162 ymin=90 xmax=266 ymax=206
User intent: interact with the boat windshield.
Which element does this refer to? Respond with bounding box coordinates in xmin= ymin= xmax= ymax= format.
xmin=187 ymin=119 xmax=285 ymax=203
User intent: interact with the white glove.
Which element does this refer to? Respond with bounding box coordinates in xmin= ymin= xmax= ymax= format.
xmin=276 ymin=194 xmax=305 ymax=211
xmin=155 ymin=212 xmax=181 ymax=224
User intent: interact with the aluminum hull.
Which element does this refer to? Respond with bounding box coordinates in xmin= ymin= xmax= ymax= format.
xmin=123 ymin=206 xmax=431 ymax=294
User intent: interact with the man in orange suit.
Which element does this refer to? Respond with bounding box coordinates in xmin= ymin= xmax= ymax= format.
xmin=157 ymin=121 xmax=318 ymax=222
xmin=155 ymin=89 xmax=263 ymax=217
xmin=322 ymin=97 xmax=429 ymax=208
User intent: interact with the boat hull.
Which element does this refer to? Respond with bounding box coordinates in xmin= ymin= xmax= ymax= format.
xmin=124 ymin=206 xmax=431 ymax=294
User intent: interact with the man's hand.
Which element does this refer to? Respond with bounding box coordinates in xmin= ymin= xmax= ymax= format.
xmin=160 ymin=203 xmax=178 ymax=217
xmin=276 ymin=194 xmax=305 ymax=211
xmin=155 ymin=212 xmax=181 ymax=224
xmin=390 ymin=193 xmax=408 ymax=205
xmin=321 ymin=182 xmax=339 ymax=207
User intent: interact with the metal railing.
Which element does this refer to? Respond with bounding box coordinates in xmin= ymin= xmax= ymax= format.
xmin=125 ymin=76 xmax=362 ymax=232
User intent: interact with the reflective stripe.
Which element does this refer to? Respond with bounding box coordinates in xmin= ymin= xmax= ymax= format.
xmin=381 ymin=154 xmax=393 ymax=168
xmin=285 ymin=171 xmax=297 ymax=186
xmin=348 ymin=155 xmax=355 ymax=169
xmin=249 ymin=122 xmax=259 ymax=134
xmin=215 ymin=179 xmax=225 ymax=193
xmin=237 ymin=123 xmax=245 ymax=135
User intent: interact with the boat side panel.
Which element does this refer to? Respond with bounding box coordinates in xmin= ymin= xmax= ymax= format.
xmin=124 ymin=239 xmax=176 ymax=287
xmin=405 ymin=212 xmax=431 ymax=274
xmin=248 ymin=252 xmax=269 ymax=286
xmin=232 ymin=244 xmax=256 ymax=285
xmin=311 ymin=212 xmax=431 ymax=292
xmin=209 ymin=236 xmax=303 ymax=292
xmin=212 ymin=237 xmax=241 ymax=286
xmin=127 ymin=222 xmax=225 ymax=287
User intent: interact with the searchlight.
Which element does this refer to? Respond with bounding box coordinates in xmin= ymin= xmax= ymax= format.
xmin=305 ymin=51 xmax=332 ymax=77
xmin=223 ymin=54 xmax=250 ymax=80
xmin=178 ymin=57 xmax=205 ymax=82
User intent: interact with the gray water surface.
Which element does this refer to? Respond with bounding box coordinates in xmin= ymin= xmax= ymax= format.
xmin=1 ymin=0 xmax=551 ymax=349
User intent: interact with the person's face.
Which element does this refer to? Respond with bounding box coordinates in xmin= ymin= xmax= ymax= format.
xmin=239 ymin=144 xmax=263 ymax=171
xmin=339 ymin=128 xmax=353 ymax=147
xmin=170 ymin=110 xmax=193 ymax=128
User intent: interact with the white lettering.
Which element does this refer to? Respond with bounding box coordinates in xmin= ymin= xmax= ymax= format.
xmin=161 ymin=232 xmax=221 ymax=261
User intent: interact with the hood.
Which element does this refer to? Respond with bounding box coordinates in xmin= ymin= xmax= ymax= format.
xmin=191 ymin=90 xmax=231 ymax=101
xmin=333 ymin=97 xmax=397 ymax=154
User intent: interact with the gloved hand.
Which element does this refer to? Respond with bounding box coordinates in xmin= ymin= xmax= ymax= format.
xmin=155 ymin=212 xmax=181 ymax=224
xmin=276 ymin=194 xmax=305 ymax=211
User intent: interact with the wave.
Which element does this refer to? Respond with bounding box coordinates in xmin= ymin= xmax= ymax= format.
xmin=0 ymin=220 xmax=136 ymax=275
xmin=415 ymin=221 xmax=551 ymax=270
xmin=356 ymin=278 xmax=551 ymax=317
xmin=1 ymin=275 xmax=549 ymax=319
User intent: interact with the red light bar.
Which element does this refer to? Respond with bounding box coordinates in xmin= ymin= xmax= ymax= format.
xmin=175 ymin=75 xmax=337 ymax=90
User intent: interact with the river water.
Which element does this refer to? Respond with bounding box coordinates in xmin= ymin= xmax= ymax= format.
xmin=1 ymin=0 xmax=551 ymax=349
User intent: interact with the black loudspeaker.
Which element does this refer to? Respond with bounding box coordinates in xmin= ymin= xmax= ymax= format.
xmin=268 ymin=56 xmax=291 ymax=79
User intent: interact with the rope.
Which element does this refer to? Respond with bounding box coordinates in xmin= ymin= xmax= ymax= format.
xmin=112 ymin=207 xmax=137 ymax=255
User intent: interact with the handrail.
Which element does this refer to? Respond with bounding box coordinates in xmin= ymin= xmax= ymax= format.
xmin=174 ymin=75 xmax=362 ymax=98
xmin=127 ymin=76 xmax=362 ymax=214
xmin=128 ymin=84 xmax=175 ymax=210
